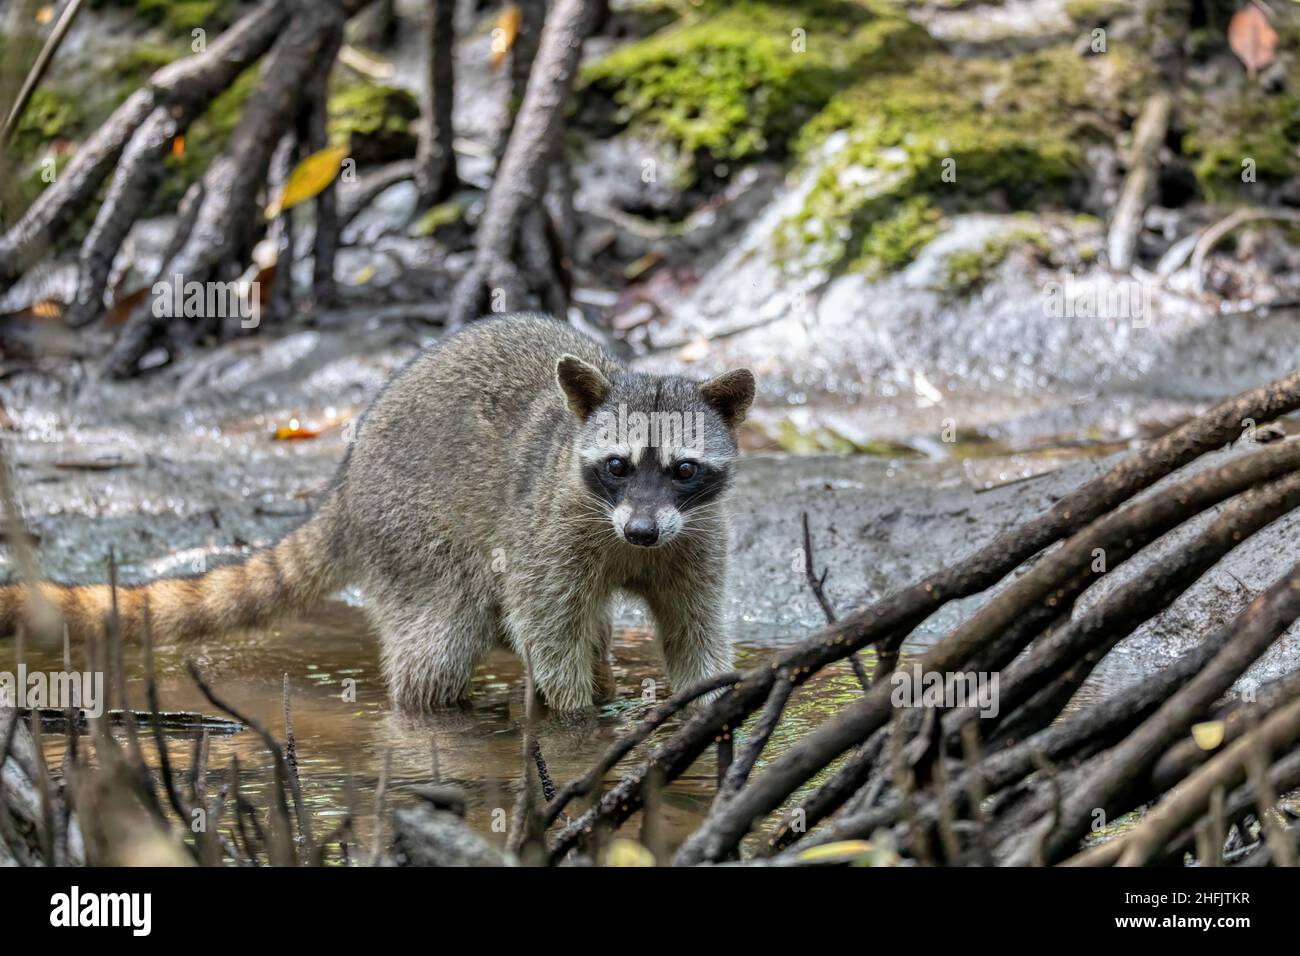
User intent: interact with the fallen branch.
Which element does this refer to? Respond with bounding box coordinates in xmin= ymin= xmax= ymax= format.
xmin=1008 ymin=555 xmax=1300 ymax=865
xmin=1106 ymin=91 xmax=1172 ymax=272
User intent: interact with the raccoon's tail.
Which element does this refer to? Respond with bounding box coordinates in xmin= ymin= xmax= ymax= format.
xmin=0 ymin=494 xmax=348 ymax=644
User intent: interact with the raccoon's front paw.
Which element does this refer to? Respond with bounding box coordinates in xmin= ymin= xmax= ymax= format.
xmin=677 ymin=675 xmax=733 ymax=712
xmin=533 ymin=680 xmax=597 ymax=714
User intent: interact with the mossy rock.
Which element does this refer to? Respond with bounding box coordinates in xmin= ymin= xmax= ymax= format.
xmin=579 ymin=1 xmax=934 ymax=178
xmin=327 ymin=84 xmax=420 ymax=166
xmin=778 ymin=45 xmax=1147 ymax=277
xmin=936 ymin=227 xmax=1048 ymax=299
xmin=1178 ymin=2 xmax=1300 ymax=199
xmin=1184 ymin=88 xmax=1300 ymax=201
xmin=856 ymin=196 xmax=943 ymax=277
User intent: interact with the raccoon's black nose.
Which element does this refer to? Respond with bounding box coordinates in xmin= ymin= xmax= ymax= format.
xmin=624 ymin=517 xmax=659 ymax=547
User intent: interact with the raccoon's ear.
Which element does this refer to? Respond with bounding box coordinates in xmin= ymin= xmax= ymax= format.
xmin=700 ymin=368 xmax=756 ymax=428
xmin=556 ymin=354 xmax=612 ymax=420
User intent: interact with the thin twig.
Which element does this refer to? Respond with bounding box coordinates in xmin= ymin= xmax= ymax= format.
xmin=0 ymin=0 xmax=88 ymax=149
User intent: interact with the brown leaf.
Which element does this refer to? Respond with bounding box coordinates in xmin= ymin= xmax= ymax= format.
xmin=105 ymin=287 xmax=150 ymax=327
xmin=1228 ymin=4 xmax=1277 ymax=81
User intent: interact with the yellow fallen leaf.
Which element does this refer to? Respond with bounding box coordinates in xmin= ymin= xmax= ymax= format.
xmin=273 ymin=418 xmax=321 ymax=441
xmin=35 ymin=6 xmax=54 ymax=25
xmin=602 ymin=838 xmax=656 ymax=867
xmin=623 ymin=251 xmax=661 ymax=280
xmin=797 ymin=840 xmax=874 ymax=864
xmin=1191 ymin=720 xmax=1225 ymax=751
xmin=352 ymin=264 xmax=378 ymax=285
xmin=491 ymin=5 xmax=522 ymax=70
xmin=266 ymin=146 xmax=349 ymax=219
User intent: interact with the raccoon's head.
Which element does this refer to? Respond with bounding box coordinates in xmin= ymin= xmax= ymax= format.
xmin=557 ymin=355 xmax=754 ymax=548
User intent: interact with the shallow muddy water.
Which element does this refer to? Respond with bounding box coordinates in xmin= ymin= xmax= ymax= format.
xmin=1 ymin=604 xmax=872 ymax=860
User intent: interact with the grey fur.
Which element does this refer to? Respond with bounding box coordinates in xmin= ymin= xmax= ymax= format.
xmin=331 ymin=313 xmax=753 ymax=712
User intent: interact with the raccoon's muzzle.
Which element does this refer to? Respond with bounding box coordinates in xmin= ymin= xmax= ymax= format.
xmin=622 ymin=515 xmax=659 ymax=547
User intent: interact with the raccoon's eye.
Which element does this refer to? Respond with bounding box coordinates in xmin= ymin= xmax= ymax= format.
xmin=606 ymin=457 xmax=629 ymax=478
xmin=673 ymin=460 xmax=698 ymax=481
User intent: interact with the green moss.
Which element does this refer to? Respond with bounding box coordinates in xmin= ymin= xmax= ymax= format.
xmin=1063 ymin=0 xmax=1128 ymax=23
xmin=91 ymin=0 xmax=246 ymax=33
xmin=326 ymin=83 xmax=420 ymax=165
xmin=1184 ymin=91 xmax=1300 ymax=201
xmin=9 ymin=88 xmax=86 ymax=157
xmin=778 ymin=45 xmax=1145 ymax=276
xmin=855 ymin=197 xmax=942 ymax=275
xmin=937 ymin=228 xmax=1046 ymax=298
xmin=580 ymin=1 xmax=934 ymax=171
xmin=1178 ymin=6 xmax=1300 ymax=200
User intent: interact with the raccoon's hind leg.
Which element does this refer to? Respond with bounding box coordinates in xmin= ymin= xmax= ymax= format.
xmin=367 ymin=565 xmax=499 ymax=712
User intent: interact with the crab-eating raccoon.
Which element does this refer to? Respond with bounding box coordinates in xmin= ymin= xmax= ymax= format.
xmin=1 ymin=314 xmax=755 ymax=712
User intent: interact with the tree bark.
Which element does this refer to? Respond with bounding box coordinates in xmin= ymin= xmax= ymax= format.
xmin=1006 ymin=555 xmax=1300 ymax=864
xmin=64 ymin=107 xmax=180 ymax=327
xmin=448 ymin=0 xmax=596 ymax=327
xmin=415 ymin=0 xmax=459 ymax=207
xmin=498 ymin=0 xmax=547 ymax=159
xmin=302 ymin=18 xmax=346 ymax=308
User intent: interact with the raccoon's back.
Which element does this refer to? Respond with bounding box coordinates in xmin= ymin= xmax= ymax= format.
xmin=342 ymin=314 xmax=616 ymax=546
